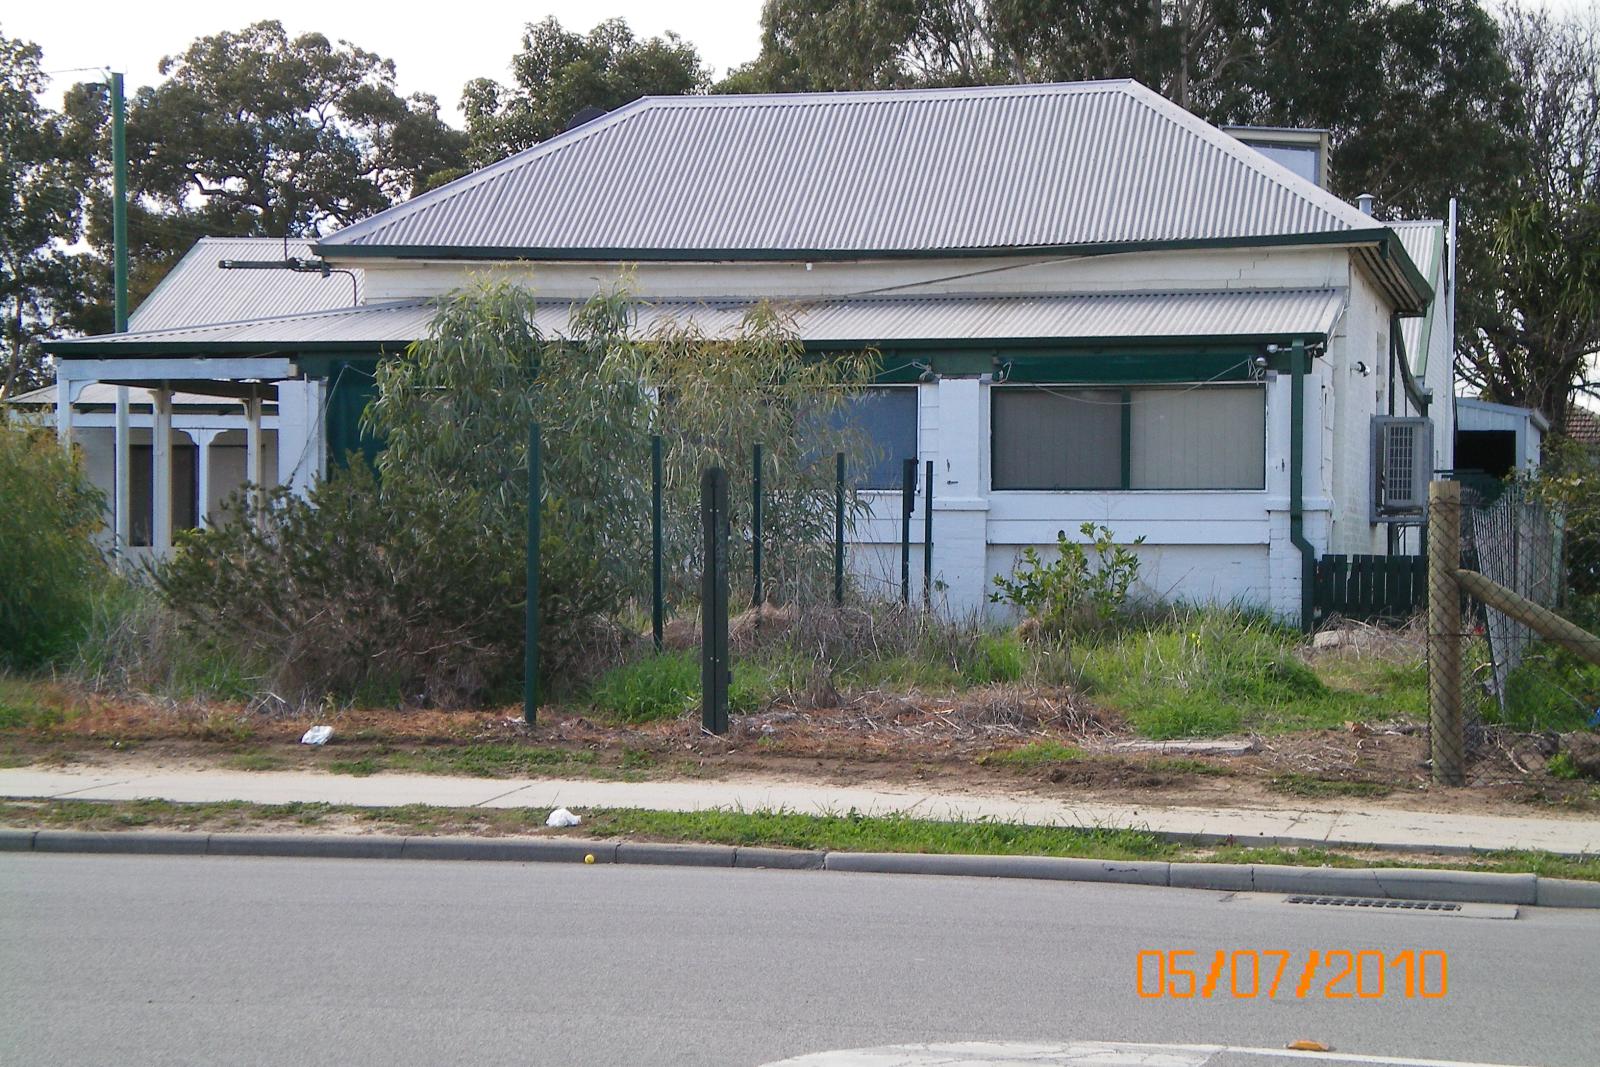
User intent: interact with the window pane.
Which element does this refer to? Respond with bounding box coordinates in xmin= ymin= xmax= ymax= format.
xmin=1129 ymin=385 xmax=1264 ymax=489
xmin=992 ymin=388 xmax=1121 ymax=489
xmin=839 ymin=387 xmax=918 ymax=489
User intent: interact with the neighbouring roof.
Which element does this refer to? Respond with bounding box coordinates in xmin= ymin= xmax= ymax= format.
xmin=129 ymin=237 xmax=363 ymax=332
xmin=1457 ymin=397 xmax=1552 ymax=434
xmin=1567 ymin=407 xmax=1600 ymax=445
xmin=6 ymin=382 xmax=275 ymax=412
xmin=314 ymin=81 xmax=1425 ymax=309
xmin=46 ymin=287 xmax=1348 ymax=355
xmin=1391 ymin=220 xmax=1444 ymax=373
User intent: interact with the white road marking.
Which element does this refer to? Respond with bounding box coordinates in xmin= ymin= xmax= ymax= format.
xmin=761 ymin=1041 xmax=1541 ymax=1067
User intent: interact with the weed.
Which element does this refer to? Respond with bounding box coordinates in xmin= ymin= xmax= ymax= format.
xmin=327 ymin=757 xmax=383 ymax=777
xmin=961 ymin=633 xmax=1027 ymax=686
xmin=1548 ymin=752 xmax=1581 ymax=781
xmin=226 ymin=751 xmax=289 ymax=772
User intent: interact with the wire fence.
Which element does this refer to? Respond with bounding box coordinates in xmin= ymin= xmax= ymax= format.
xmin=1428 ymin=480 xmax=1600 ymax=787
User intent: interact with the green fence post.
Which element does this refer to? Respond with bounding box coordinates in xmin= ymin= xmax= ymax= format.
xmin=701 ymin=466 xmax=731 ymax=735
xmin=651 ymin=433 xmax=664 ymax=652
xmin=900 ymin=458 xmax=916 ymax=606
xmin=524 ymin=423 xmax=541 ymax=725
xmin=834 ymin=452 xmax=845 ymax=607
xmin=752 ymin=442 xmax=763 ymax=608
xmin=923 ymin=458 xmax=934 ymax=611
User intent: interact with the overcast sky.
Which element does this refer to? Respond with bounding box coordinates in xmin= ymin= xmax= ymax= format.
xmin=12 ymin=0 xmax=768 ymax=122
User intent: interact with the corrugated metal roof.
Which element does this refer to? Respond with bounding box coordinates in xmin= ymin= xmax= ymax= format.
xmin=52 ymin=287 xmax=1347 ymax=353
xmin=1391 ymin=220 xmax=1443 ymax=373
xmin=130 ymin=237 xmax=363 ymax=332
xmin=318 ymin=81 xmax=1386 ymax=257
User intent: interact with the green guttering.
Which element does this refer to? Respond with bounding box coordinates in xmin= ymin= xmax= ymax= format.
xmin=1289 ymin=338 xmax=1316 ymax=633
xmin=1390 ymin=311 xmax=1430 ymax=415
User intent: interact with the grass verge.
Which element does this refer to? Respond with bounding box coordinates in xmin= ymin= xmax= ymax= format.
xmin=2 ymin=798 xmax=1595 ymax=883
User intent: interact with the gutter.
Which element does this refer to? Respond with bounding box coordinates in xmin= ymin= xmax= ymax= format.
xmin=1289 ymin=338 xmax=1316 ymax=632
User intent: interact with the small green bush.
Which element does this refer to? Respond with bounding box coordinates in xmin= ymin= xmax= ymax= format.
xmin=991 ymin=523 xmax=1144 ymax=634
xmin=0 ymin=422 xmax=108 ymax=668
xmin=1498 ymin=644 xmax=1600 ymax=733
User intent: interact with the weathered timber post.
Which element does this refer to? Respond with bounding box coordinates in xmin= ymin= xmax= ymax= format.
xmin=1427 ymin=479 xmax=1464 ymax=785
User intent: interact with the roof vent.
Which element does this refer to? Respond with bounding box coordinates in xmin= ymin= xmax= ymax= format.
xmin=1358 ymin=193 xmax=1375 ymax=215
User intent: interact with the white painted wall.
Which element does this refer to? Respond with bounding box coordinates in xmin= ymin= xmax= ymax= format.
xmin=327 ymin=241 xmax=1405 ymax=623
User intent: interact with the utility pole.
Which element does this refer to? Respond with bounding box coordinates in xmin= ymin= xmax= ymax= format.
xmin=111 ymin=72 xmax=132 ymax=552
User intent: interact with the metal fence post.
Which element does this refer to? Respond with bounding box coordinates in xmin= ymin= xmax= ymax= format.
xmin=923 ymin=458 xmax=934 ymax=610
xmin=752 ymin=442 xmax=763 ymax=608
xmin=651 ymin=433 xmax=664 ymax=652
xmin=834 ymin=452 xmax=845 ymax=607
xmin=900 ymin=458 xmax=916 ymax=606
xmin=701 ymin=466 xmax=731 ymax=735
xmin=524 ymin=423 xmax=542 ymax=725
xmin=1427 ymin=479 xmax=1463 ymax=785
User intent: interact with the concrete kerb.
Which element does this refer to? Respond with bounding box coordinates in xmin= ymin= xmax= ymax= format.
xmin=5 ymin=829 xmax=1595 ymax=909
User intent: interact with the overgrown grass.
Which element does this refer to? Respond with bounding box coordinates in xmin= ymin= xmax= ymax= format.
xmin=1076 ymin=607 xmax=1415 ymax=738
xmin=1496 ymin=644 xmax=1600 ymax=733
xmin=1267 ymin=773 xmax=1393 ymax=799
xmin=0 ymin=675 xmax=69 ymax=732
xmin=4 ymin=798 xmax=1597 ymax=882
xmin=980 ymin=740 xmax=1088 ymax=766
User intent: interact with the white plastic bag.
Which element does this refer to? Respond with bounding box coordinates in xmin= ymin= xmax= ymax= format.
xmin=545 ymin=807 xmax=581 ymax=828
xmin=300 ymin=725 xmax=334 ymax=745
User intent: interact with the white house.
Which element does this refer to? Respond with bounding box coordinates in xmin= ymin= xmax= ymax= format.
xmin=45 ymin=80 xmax=1449 ymax=626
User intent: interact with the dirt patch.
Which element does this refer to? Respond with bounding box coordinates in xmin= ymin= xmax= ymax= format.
xmin=6 ymin=676 xmax=1596 ymax=818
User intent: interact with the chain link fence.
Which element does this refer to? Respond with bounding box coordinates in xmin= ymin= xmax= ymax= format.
xmin=1427 ymin=479 xmax=1600 ymax=787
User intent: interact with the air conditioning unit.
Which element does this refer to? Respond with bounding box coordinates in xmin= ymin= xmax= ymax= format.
xmin=1371 ymin=416 xmax=1433 ymax=521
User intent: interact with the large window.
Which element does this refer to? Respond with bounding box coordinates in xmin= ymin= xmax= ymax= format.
xmin=991 ymin=384 xmax=1265 ymax=491
xmin=838 ymin=387 xmax=918 ymax=489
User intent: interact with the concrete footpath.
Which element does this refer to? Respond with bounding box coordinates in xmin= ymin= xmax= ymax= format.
xmin=2 ymin=765 xmax=1598 ymax=856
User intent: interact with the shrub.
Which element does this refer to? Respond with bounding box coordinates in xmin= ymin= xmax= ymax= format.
xmin=154 ymin=466 xmax=518 ymax=707
xmin=1498 ymin=643 xmax=1600 ymax=733
xmin=0 ymin=421 xmax=108 ymax=668
xmin=990 ymin=523 xmax=1145 ymax=635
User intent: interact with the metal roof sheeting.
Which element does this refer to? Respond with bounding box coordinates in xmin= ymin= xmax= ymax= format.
xmin=318 ymin=81 xmax=1385 ymax=257
xmin=52 ymin=287 xmax=1347 ymax=354
xmin=1391 ymin=220 xmax=1443 ymax=373
xmin=130 ymin=237 xmax=363 ymax=332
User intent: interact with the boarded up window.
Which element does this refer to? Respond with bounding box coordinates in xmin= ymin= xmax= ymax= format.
xmin=991 ymin=384 xmax=1264 ymax=490
xmin=1129 ymin=386 xmax=1264 ymax=489
xmin=839 ymin=387 xmax=918 ymax=489
xmin=991 ymin=388 xmax=1121 ymax=489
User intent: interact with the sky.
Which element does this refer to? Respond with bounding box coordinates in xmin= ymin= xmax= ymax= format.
xmin=13 ymin=0 xmax=1593 ymax=124
xmin=12 ymin=0 xmax=768 ymax=122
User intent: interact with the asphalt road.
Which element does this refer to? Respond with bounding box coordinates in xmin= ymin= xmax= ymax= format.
xmin=1 ymin=854 xmax=1594 ymax=1067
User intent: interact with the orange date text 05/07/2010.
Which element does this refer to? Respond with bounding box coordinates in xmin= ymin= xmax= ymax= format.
xmin=1136 ymin=950 xmax=1448 ymax=1000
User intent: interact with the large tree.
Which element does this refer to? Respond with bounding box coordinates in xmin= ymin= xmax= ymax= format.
xmin=463 ymin=17 xmax=708 ymax=164
xmin=1458 ymin=7 xmax=1600 ymax=433
xmin=0 ymin=32 xmax=94 ymax=399
xmin=63 ymin=21 xmax=469 ymax=329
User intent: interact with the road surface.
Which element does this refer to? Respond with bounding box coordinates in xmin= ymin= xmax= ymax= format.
xmin=1 ymin=854 xmax=1592 ymax=1065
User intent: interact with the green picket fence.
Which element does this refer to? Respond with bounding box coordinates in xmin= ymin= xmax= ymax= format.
xmin=1312 ymin=553 xmax=1425 ymax=623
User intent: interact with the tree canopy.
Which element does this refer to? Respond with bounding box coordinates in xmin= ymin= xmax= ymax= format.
xmin=463 ymin=17 xmax=708 ymax=164
xmin=0 ymin=33 xmax=95 ymax=399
